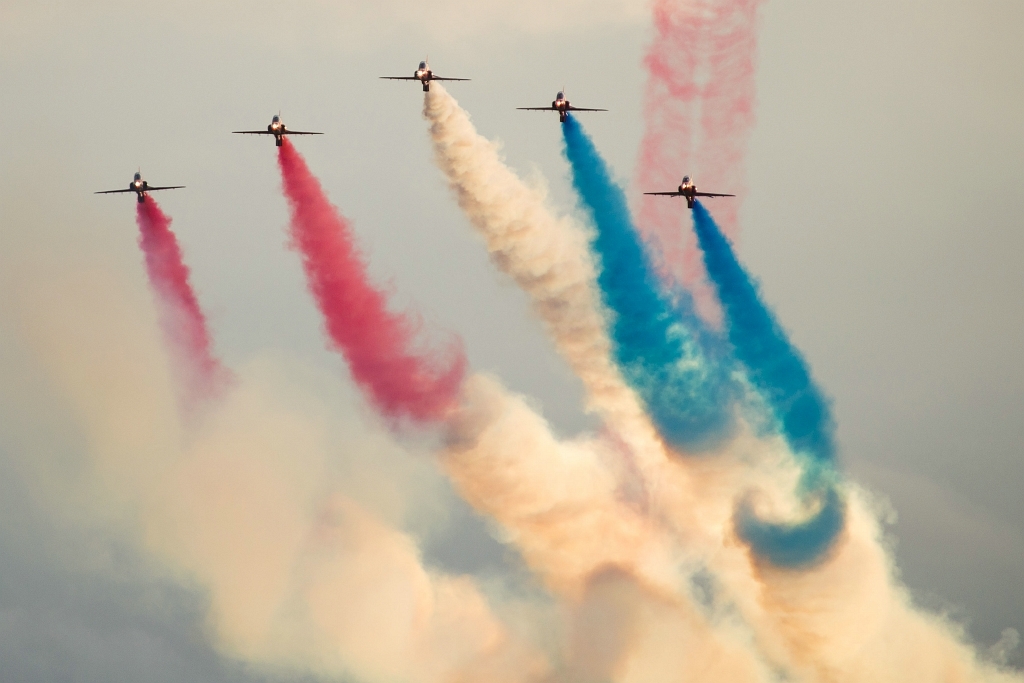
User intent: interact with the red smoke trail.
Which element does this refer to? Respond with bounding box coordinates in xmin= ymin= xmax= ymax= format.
xmin=276 ymin=139 xmax=466 ymax=423
xmin=635 ymin=0 xmax=762 ymax=307
xmin=136 ymin=199 xmax=231 ymax=405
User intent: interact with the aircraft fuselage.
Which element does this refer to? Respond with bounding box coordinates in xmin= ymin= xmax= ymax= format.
xmin=268 ymin=119 xmax=286 ymax=146
xmin=130 ymin=177 xmax=149 ymax=203
xmin=415 ymin=68 xmax=433 ymax=91
xmin=677 ymin=183 xmax=698 ymax=208
xmin=552 ymin=97 xmax=572 ymax=122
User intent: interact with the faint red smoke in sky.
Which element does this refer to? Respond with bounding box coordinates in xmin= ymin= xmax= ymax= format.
xmin=635 ymin=0 xmax=762 ymax=321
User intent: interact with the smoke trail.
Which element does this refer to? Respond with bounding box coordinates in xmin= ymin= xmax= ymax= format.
xmin=561 ymin=116 xmax=736 ymax=451
xmin=3 ymin=237 xmax=549 ymax=683
xmin=691 ymin=0 xmax=761 ymax=239
xmin=277 ymin=138 xmax=465 ymax=424
xmin=741 ymin=487 xmax=1024 ymax=683
xmin=733 ymin=486 xmax=845 ymax=568
xmin=635 ymin=0 xmax=762 ymax=286
xmin=422 ymin=85 xmax=671 ymax=478
xmin=690 ymin=201 xmax=843 ymax=566
xmin=441 ymin=374 xmax=665 ymax=594
xmin=441 ymin=374 xmax=779 ymax=683
xmin=136 ymin=199 xmax=230 ymax=405
xmin=691 ymin=203 xmax=834 ymax=466
xmin=634 ymin=0 xmax=702 ymax=286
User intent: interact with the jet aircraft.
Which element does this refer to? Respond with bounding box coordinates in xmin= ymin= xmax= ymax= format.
xmin=517 ymin=90 xmax=607 ymax=123
xmin=233 ymin=115 xmax=323 ymax=146
xmin=380 ymin=60 xmax=469 ymax=92
xmin=644 ymin=175 xmax=735 ymax=209
xmin=95 ymin=171 xmax=184 ymax=203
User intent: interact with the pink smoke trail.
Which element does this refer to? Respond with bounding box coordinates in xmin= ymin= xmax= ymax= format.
xmin=136 ymin=199 xmax=231 ymax=405
xmin=635 ymin=0 xmax=762 ymax=310
xmin=276 ymin=139 xmax=466 ymax=424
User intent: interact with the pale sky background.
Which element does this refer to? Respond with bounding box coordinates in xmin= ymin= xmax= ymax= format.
xmin=0 ymin=0 xmax=1022 ymax=680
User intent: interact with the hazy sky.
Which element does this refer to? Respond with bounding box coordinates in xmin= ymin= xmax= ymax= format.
xmin=1 ymin=0 xmax=1022 ymax=680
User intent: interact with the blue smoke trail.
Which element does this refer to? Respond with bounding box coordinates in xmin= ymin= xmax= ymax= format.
xmin=691 ymin=202 xmax=835 ymax=466
xmin=561 ymin=116 xmax=737 ymax=450
xmin=692 ymin=201 xmax=844 ymax=566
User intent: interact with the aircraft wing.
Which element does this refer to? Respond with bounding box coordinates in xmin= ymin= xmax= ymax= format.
xmin=694 ymin=192 xmax=735 ymax=198
xmin=94 ymin=188 xmax=136 ymax=194
xmin=643 ymin=191 xmax=683 ymax=196
xmin=432 ymin=77 xmax=470 ymax=81
xmin=517 ymin=106 xmax=555 ymax=111
xmin=146 ymin=186 xmax=186 ymax=191
xmin=380 ymin=76 xmax=420 ymax=80
xmin=567 ymin=106 xmax=608 ymax=112
xmin=282 ymin=130 xmax=323 ymax=136
xmin=232 ymin=130 xmax=273 ymax=135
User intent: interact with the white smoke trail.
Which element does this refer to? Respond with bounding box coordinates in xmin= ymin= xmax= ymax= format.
xmin=423 ymin=85 xmax=671 ymax=483
xmin=726 ymin=486 xmax=1024 ymax=683
xmin=441 ymin=374 xmax=778 ymax=683
xmin=442 ymin=374 xmax=669 ymax=594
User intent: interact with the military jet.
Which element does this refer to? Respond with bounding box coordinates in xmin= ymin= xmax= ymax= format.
xmin=233 ymin=114 xmax=323 ymax=146
xmin=380 ymin=59 xmax=469 ymax=92
xmin=644 ymin=175 xmax=735 ymax=209
xmin=95 ymin=171 xmax=184 ymax=204
xmin=518 ymin=90 xmax=607 ymax=123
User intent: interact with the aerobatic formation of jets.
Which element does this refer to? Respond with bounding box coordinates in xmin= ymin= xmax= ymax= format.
xmin=96 ymin=59 xmax=734 ymax=209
